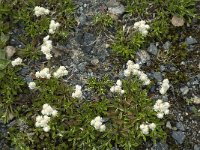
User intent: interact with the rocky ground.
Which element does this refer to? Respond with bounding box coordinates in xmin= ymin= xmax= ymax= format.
xmin=0 ymin=0 xmax=200 ymax=149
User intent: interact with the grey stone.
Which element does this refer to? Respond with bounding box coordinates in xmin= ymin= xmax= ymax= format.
xmin=172 ymin=131 xmax=186 ymax=144
xmin=166 ymin=121 xmax=172 ymax=129
xmin=135 ymin=50 xmax=150 ymax=64
xmin=78 ymin=14 xmax=86 ymax=25
xmin=194 ymin=144 xmax=200 ymax=150
xmin=176 ymin=122 xmax=185 ymax=131
xmin=82 ymin=33 xmax=96 ymax=53
xmin=151 ymin=142 xmax=168 ymax=150
xmin=152 ymin=72 xmax=163 ymax=81
xmin=163 ymin=41 xmax=171 ymax=50
xmin=147 ymin=43 xmax=158 ymax=55
xmin=160 ymin=65 xmax=166 ymax=72
xmin=78 ymin=62 xmax=87 ymax=72
xmin=185 ymin=36 xmax=197 ymax=45
xmin=180 ymin=86 xmax=189 ymax=95
xmin=91 ymin=58 xmax=99 ymax=65
xmin=107 ymin=1 xmax=125 ymax=16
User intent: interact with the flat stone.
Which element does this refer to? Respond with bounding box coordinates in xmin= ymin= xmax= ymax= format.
xmin=163 ymin=41 xmax=171 ymax=50
xmin=78 ymin=13 xmax=86 ymax=25
xmin=172 ymin=131 xmax=186 ymax=144
xmin=160 ymin=65 xmax=166 ymax=72
xmin=180 ymin=86 xmax=189 ymax=95
xmin=194 ymin=144 xmax=200 ymax=150
xmin=152 ymin=72 xmax=163 ymax=81
xmin=166 ymin=121 xmax=172 ymax=129
xmin=185 ymin=36 xmax=197 ymax=45
xmin=135 ymin=50 xmax=150 ymax=64
xmin=78 ymin=62 xmax=87 ymax=72
xmin=107 ymin=1 xmax=125 ymax=16
xmin=91 ymin=58 xmax=99 ymax=65
xmin=5 ymin=46 xmax=16 ymax=59
xmin=147 ymin=43 xmax=158 ymax=55
xmin=151 ymin=142 xmax=168 ymax=150
xmin=176 ymin=122 xmax=185 ymax=131
xmin=82 ymin=33 xmax=96 ymax=53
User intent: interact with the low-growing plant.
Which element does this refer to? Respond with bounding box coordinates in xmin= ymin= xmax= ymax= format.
xmin=93 ymin=13 xmax=115 ymax=33
xmin=0 ymin=66 xmax=26 ymax=123
xmin=111 ymin=27 xmax=146 ymax=58
xmin=6 ymin=73 xmax=168 ymax=149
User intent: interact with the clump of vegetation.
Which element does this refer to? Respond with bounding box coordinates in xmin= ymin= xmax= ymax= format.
xmin=111 ymin=27 xmax=146 ymax=58
xmin=106 ymin=0 xmax=199 ymax=59
xmin=93 ymin=13 xmax=115 ymax=33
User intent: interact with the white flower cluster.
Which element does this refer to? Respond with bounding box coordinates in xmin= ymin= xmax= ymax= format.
xmin=28 ymin=82 xmax=36 ymax=90
xmin=35 ymin=104 xmax=58 ymax=132
xmin=11 ymin=57 xmax=22 ymax=67
xmin=124 ymin=60 xmax=151 ymax=85
xmin=53 ymin=66 xmax=68 ymax=78
xmin=41 ymin=35 xmax=53 ymax=60
xmin=49 ymin=20 xmax=60 ymax=34
xmin=35 ymin=68 xmax=51 ymax=79
xmin=133 ymin=20 xmax=150 ymax=36
xmin=110 ymin=80 xmax=125 ymax=94
xmin=90 ymin=116 xmax=106 ymax=132
xmin=41 ymin=103 xmax=58 ymax=117
xmin=34 ymin=6 xmax=50 ymax=17
xmin=140 ymin=122 xmax=156 ymax=135
xmin=72 ymin=85 xmax=82 ymax=99
xmin=159 ymin=79 xmax=170 ymax=95
xmin=153 ymin=99 xmax=170 ymax=119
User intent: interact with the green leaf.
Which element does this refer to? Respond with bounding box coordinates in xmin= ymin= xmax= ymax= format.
xmin=0 ymin=48 xmax=5 ymax=59
xmin=0 ymin=58 xmax=10 ymax=70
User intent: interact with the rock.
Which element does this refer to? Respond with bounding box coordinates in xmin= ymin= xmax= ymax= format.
xmin=135 ymin=50 xmax=150 ymax=64
xmin=180 ymin=86 xmax=189 ymax=95
xmin=91 ymin=58 xmax=99 ymax=65
xmin=163 ymin=41 xmax=171 ymax=50
xmin=152 ymin=72 xmax=163 ymax=81
xmin=151 ymin=142 xmax=168 ymax=150
xmin=78 ymin=14 xmax=86 ymax=25
xmin=10 ymin=38 xmax=25 ymax=48
xmin=160 ymin=65 xmax=166 ymax=72
xmin=5 ymin=46 xmax=16 ymax=59
xmin=107 ymin=1 xmax=125 ymax=16
xmin=185 ymin=36 xmax=197 ymax=45
xmin=82 ymin=33 xmax=95 ymax=53
xmin=194 ymin=144 xmax=200 ymax=150
xmin=172 ymin=131 xmax=186 ymax=144
xmin=176 ymin=122 xmax=185 ymax=131
xmin=78 ymin=62 xmax=87 ymax=72
xmin=166 ymin=121 xmax=172 ymax=129
xmin=147 ymin=43 xmax=158 ymax=55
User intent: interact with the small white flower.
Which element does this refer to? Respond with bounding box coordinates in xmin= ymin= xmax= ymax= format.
xmin=34 ymin=6 xmax=50 ymax=17
xmin=90 ymin=120 xmax=95 ymax=126
xmin=53 ymin=66 xmax=68 ymax=78
xmin=11 ymin=57 xmax=22 ymax=67
xmin=94 ymin=121 xmax=102 ymax=129
xmin=72 ymin=85 xmax=82 ymax=98
xmin=43 ymin=125 xmax=50 ymax=132
xmin=52 ymin=110 xmax=58 ymax=117
xmin=149 ymin=123 xmax=156 ymax=131
xmin=35 ymin=68 xmax=51 ymax=79
xmin=49 ymin=20 xmax=60 ymax=34
xmin=94 ymin=116 xmax=103 ymax=122
xmin=157 ymin=113 xmax=164 ymax=119
xmin=124 ymin=69 xmax=131 ymax=77
xmin=28 ymin=82 xmax=36 ymax=90
xmin=99 ymin=124 xmax=106 ymax=132
xmin=133 ymin=20 xmax=150 ymax=36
